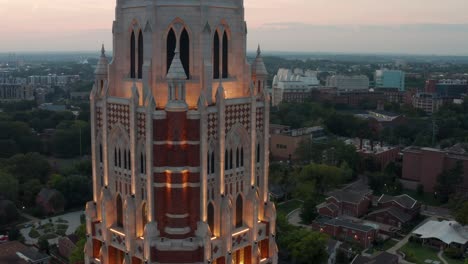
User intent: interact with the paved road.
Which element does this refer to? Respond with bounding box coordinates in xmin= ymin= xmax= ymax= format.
xmin=286 ymin=209 xmax=310 ymax=229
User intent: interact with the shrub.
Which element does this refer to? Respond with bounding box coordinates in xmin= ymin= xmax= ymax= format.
xmin=29 ymin=228 xmax=40 ymax=238
xmin=444 ymin=247 xmax=462 ymax=259
xmin=40 ymin=233 xmax=57 ymax=240
xmin=417 ymin=184 xmax=424 ymax=196
xmin=56 ymin=224 xmax=68 ymax=230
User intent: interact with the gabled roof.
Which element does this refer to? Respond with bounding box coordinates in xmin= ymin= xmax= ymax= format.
xmin=317 ymin=202 xmax=339 ymax=212
xmin=368 ymin=206 xmax=412 ymax=223
xmin=326 ymin=217 xmax=377 ymax=233
xmin=378 ymin=194 xmax=417 ymax=209
xmin=328 ymin=190 xmax=369 ymax=205
xmin=351 ymin=252 xmax=399 ymax=264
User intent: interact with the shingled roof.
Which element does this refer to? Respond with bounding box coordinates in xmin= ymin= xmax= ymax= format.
xmin=378 ymin=194 xmax=417 ymax=209
xmin=368 ymin=206 xmax=412 ymax=223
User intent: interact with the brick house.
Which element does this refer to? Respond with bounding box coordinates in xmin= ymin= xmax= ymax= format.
xmin=35 ymin=188 xmax=64 ymax=215
xmin=312 ymin=217 xmax=378 ymax=249
xmin=377 ymin=194 xmax=420 ymax=218
xmin=317 ymin=189 xmax=372 ymax=218
xmin=58 ymin=234 xmax=78 ymax=260
xmin=366 ymin=207 xmax=412 ymax=228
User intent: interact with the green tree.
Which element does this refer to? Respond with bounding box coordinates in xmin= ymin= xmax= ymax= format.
xmin=286 ymin=230 xmax=329 ymax=264
xmin=69 ymin=224 xmax=86 ymax=264
xmin=0 ymin=171 xmax=18 ymax=201
xmin=435 ymin=161 xmax=463 ymax=203
xmin=38 ymin=237 xmax=50 ymax=253
xmin=19 ymin=179 xmax=43 ymax=207
xmin=300 ymin=196 xmax=319 ymax=224
xmin=2 ymin=153 xmax=51 ymax=184
xmin=455 ymin=201 xmax=468 ymax=225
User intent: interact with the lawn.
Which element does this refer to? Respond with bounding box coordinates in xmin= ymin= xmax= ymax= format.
xmin=401 ymin=242 xmax=440 ymax=264
xmin=276 ymin=199 xmax=304 ymax=215
xmin=443 ymin=255 xmax=465 ymax=264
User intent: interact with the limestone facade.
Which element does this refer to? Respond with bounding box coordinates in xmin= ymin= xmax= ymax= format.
xmin=85 ymin=1 xmax=277 ymax=264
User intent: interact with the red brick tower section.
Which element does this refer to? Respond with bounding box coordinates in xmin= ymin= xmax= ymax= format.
xmin=153 ymin=111 xmax=200 ymax=238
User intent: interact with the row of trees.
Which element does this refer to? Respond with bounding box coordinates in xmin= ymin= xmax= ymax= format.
xmin=0 ymin=101 xmax=91 ymax=158
xmin=0 ymin=153 xmax=92 ymax=223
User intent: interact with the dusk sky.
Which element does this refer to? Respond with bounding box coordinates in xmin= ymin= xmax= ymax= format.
xmin=1 ymin=0 xmax=468 ymax=55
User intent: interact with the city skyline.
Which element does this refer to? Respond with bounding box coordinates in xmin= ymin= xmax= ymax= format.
xmin=1 ymin=0 xmax=468 ymax=55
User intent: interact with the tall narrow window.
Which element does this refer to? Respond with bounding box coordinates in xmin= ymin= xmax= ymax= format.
xmin=241 ymin=148 xmax=244 ymax=167
xmin=257 ymin=144 xmax=260 ymax=163
xmin=166 ymin=29 xmax=176 ymax=73
xmin=99 ymin=144 xmax=103 ymax=163
xmin=222 ymin=31 xmax=228 ymax=78
xmin=140 ymin=153 xmax=144 ymax=174
xmin=207 ymin=152 xmax=210 ymax=174
xmin=236 ymin=148 xmax=240 ymax=168
xmin=130 ymin=31 xmax=136 ymax=78
xmin=235 ymin=195 xmax=243 ymax=228
xmin=208 ymin=203 xmax=214 ymax=234
xmin=211 ymin=152 xmax=215 ymax=174
xmin=124 ymin=149 xmax=128 ymax=169
xmin=180 ymin=28 xmax=190 ymax=78
xmin=230 ymin=149 xmax=233 ymax=169
xmin=114 ymin=148 xmax=117 ymax=167
xmin=213 ymin=31 xmax=220 ymax=79
xmin=128 ymin=150 xmax=131 ymax=170
xmin=225 ymin=150 xmax=228 ymax=170
xmin=138 ymin=30 xmax=144 ymax=79
xmin=118 ymin=149 xmax=122 ymax=168
xmin=116 ymin=195 xmax=123 ymax=227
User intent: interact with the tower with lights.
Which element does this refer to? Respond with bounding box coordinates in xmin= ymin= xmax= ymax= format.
xmin=85 ymin=1 xmax=277 ymax=263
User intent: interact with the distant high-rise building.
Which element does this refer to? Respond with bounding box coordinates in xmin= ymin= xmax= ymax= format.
xmin=326 ymin=75 xmax=369 ymax=91
xmin=85 ymin=1 xmax=277 ymax=264
xmin=375 ymin=70 xmax=405 ymax=91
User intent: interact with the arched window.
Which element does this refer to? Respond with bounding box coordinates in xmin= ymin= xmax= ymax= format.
xmin=130 ymin=31 xmax=136 ymax=78
xmin=180 ymin=28 xmax=190 ymax=78
xmin=207 ymin=203 xmax=214 ymax=235
xmin=138 ymin=30 xmax=144 ymax=79
xmin=235 ymin=195 xmax=243 ymax=228
xmin=116 ymin=195 xmax=123 ymax=227
xmin=213 ymin=31 xmax=220 ymax=79
xmin=166 ymin=29 xmax=176 ymax=73
xmin=211 ymin=152 xmax=215 ymax=174
xmin=236 ymin=148 xmax=240 ymax=168
xmin=222 ymin=31 xmax=228 ymax=78
xmin=118 ymin=149 xmax=122 ymax=168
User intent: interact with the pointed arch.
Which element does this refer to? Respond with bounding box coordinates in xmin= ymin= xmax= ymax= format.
xmin=138 ymin=30 xmax=144 ymax=79
xmin=235 ymin=194 xmax=243 ymax=228
xmin=213 ymin=31 xmax=220 ymax=79
xmin=166 ymin=28 xmax=176 ymax=74
xmin=222 ymin=31 xmax=228 ymax=78
xmin=180 ymin=28 xmax=190 ymax=78
xmin=130 ymin=31 xmax=136 ymax=78
xmin=116 ymin=194 xmax=123 ymax=227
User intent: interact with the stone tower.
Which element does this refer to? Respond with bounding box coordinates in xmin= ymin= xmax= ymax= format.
xmin=85 ymin=1 xmax=277 ymax=264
